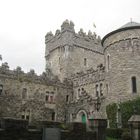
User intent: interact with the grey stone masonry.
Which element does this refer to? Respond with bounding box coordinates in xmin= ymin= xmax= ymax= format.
xmin=45 ymin=20 xmax=104 ymax=81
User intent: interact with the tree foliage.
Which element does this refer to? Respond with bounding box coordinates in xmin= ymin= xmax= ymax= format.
xmin=106 ymin=97 xmax=140 ymax=128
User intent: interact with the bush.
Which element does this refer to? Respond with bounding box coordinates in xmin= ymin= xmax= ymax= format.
xmin=106 ymin=128 xmax=129 ymax=139
xmin=106 ymin=98 xmax=140 ymax=128
xmin=121 ymin=132 xmax=133 ymax=140
xmin=106 ymin=103 xmax=117 ymax=128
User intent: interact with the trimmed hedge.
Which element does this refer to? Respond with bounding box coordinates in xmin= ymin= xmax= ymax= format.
xmin=106 ymin=128 xmax=126 ymax=139
xmin=121 ymin=132 xmax=133 ymax=140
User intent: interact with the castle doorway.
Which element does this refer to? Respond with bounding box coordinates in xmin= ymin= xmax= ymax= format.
xmin=82 ymin=113 xmax=86 ymax=123
xmin=76 ymin=110 xmax=87 ymax=123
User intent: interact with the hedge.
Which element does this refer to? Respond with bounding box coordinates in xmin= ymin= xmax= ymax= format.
xmin=106 ymin=97 xmax=140 ymax=128
xmin=106 ymin=128 xmax=129 ymax=139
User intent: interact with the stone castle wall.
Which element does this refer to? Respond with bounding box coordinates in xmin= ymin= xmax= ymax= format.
xmin=45 ymin=20 xmax=104 ymax=81
xmin=1 ymin=21 xmax=140 ymax=125
xmin=66 ymin=65 xmax=106 ymax=122
xmin=103 ymin=29 xmax=140 ymax=104
xmin=0 ymin=64 xmax=73 ymax=124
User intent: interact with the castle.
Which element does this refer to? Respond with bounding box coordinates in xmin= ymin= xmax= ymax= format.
xmin=0 ymin=20 xmax=140 ymax=125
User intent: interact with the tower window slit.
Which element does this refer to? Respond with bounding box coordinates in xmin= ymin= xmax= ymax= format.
xmin=131 ymin=76 xmax=137 ymax=93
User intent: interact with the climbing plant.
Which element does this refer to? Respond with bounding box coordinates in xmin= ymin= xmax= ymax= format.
xmin=106 ymin=97 xmax=140 ymax=128
xmin=106 ymin=103 xmax=117 ymax=128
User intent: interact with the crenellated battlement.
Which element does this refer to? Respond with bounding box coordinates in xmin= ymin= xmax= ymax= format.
xmin=0 ymin=63 xmax=72 ymax=88
xmin=45 ymin=20 xmax=103 ymax=54
xmin=104 ymin=37 xmax=140 ymax=53
xmin=69 ymin=64 xmax=105 ymax=87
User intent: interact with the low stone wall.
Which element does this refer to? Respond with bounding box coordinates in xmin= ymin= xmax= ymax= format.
xmin=0 ymin=129 xmax=42 ymax=140
xmin=61 ymin=130 xmax=96 ymax=140
xmin=0 ymin=119 xmax=96 ymax=140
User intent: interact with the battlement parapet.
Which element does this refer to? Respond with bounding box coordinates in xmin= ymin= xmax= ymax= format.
xmin=0 ymin=63 xmax=72 ymax=88
xmin=69 ymin=64 xmax=105 ymax=87
xmin=45 ymin=20 xmax=103 ymax=54
xmin=104 ymin=37 xmax=140 ymax=53
xmin=61 ymin=19 xmax=75 ymax=32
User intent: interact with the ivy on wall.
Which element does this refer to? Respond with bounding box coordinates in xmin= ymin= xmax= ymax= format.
xmin=106 ymin=103 xmax=117 ymax=128
xmin=106 ymin=97 xmax=140 ymax=128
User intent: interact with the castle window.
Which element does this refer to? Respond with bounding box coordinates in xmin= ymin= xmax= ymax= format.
xmin=66 ymin=95 xmax=69 ymax=102
xmin=21 ymin=110 xmax=30 ymax=121
xmin=131 ymin=76 xmax=137 ymax=93
xmin=26 ymin=115 xmax=29 ymax=120
xmin=81 ymin=113 xmax=86 ymax=123
xmin=107 ymin=55 xmax=110 ymax=71
xmin=71 ymin=92 xmax=74 ymax=101
xmin=59 ymin=57 xmax=60 ymax=64
xmin=77 ymin=89 xmax=80 ymax=99
xmin=84 ymin=58 xmax=87 ymax=66
xmin=22 ymin=88 xmax=27 ymax=99
xmin=50 ymin=96 xmax=53 ymax=103
xmin=95 ymin=84 xmax=99 ymax=97
xmin=51 ymin=91 xmax=54 ymax=94
xmin=52 ymin=112 xmax=55 ymax=121
xmin=106 ymin=84 xmax=109 ymax=94
xmin=100 ymin=83 xmax=103 ymax=96
xmin=45 ymin=95 xmax=49 ymax=102
xmin=65 ymin=45 xmax=69 ymax=57
xmin=0 ymin=85 xmax=3 ymax=95
xmin=21 ymin=115 xmax=25 ymax=119
xmin=53 ymin=87 xmax=56 ymax=91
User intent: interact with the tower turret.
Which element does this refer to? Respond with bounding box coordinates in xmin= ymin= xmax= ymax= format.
xmin=102 ymin=21 xmax=140 ymax=100
xmin=45 ymin=20 xmax=104 ymax=81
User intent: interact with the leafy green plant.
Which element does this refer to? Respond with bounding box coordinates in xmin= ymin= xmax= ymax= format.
xmin=106 ymin=103 xmax=117 ymax=128
xmin=106 ymin=128 xmax=126 ymax=139
xmin=121 ymin=132 xmax=133 ymax=140
xmin=106 ymin=97 xmax=140 ymax=128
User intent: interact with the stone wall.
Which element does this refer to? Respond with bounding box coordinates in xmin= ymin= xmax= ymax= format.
xmin=66 ymin=66 xmax=106 ymax=122
xmin=103 ymin=29 xmax=140 ymax=105
xmin=0 ymin=65 xmax=73 ymax=124
xmin=45 ymin=20 xmax=104 ymax=81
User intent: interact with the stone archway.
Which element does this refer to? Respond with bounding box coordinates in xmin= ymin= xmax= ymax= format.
xmin=76 ymin=110 xmax=87 ymax=123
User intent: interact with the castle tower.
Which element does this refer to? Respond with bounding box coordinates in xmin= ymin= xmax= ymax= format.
xmin=102 ymin=21 xmax=140 ymax=101
xmin=45 ymin=20 xmax=104 ymax=81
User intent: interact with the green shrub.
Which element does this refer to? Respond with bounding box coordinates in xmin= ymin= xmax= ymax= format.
xmin=121 ymin=132 xmax=133 ymax=140
xmin=106 ymin=128 xmax=129 ymax=139
xmin=106 ymin=98 xmax=140 ymax=128
xmin=106 ymin=103 xmax=117 ymax=128
xmin=106 ymin=137 xmax=117 ymax=140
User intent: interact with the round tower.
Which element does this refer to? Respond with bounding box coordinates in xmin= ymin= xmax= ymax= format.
xmin=102 ymin=22 xmax=140 ymax=101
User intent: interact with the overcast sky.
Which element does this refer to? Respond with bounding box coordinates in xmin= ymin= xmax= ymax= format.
xmin=0 ymin=0 xmax=140 ymax=74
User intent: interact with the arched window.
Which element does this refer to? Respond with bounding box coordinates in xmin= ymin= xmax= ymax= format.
xmin=100 ymin=83 xmax=103 ymax=96
xmin=77 ymin=89 xmax=80 ymax=99
xmin=84 ymin=58 xmax=87 ymax=66
xmin=107 ymin=55 xmax=110 ymax=71
xmin=52 ymin=112 xmax=55 ymax=121
xmin=106 ymin=84 xmax=109 ymax=94
xmin=131 ymin=76 xmax=137 ymax=93
xmin=0 ymin=85 xmax=3 ymax=95
xmin=95 ymin=84 xmax=99 ymax=97
xmin=22 ymin=88 xmax=27 ymax=99
xmin=21 ymin=109 xmax=30 ymax=121
xmin=59 ymin=57 xmax=60 ymax=64
xmin=45 ymin=95 xmax=49 ymax=102
xmin=66 ymin=95 xmax=69 ymax=102
xmin=81 ymin=113 xmax=86 ymax=123
xmin=71 ymin=92 xmax=74 ymax=101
